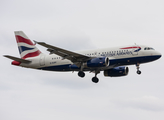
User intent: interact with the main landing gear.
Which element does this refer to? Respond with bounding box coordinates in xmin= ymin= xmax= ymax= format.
xmin=78 ymin=71 xmax=85 ymax=77
xmin=136 ymin=63 xmax=141 ymax=75
xmin=92 ymin=77 xmax=99 ymax=83
xmin=77 ymin=70 xmax=100 ymax=83
xmin=92 ymin=71 xmax=100 ymax=83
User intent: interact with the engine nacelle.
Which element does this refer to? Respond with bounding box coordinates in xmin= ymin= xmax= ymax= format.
xmin=104 ymin=66 xmax=129 ymax=77
xmin=84 ymin=57 xmax=109 ymax=68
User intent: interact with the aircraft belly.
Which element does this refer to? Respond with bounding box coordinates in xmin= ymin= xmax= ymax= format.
xmin=37 ymin=55 xmax=160 ymax=72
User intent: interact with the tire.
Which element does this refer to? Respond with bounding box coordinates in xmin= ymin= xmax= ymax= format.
xmin=92 ymin=77 xmax=99 ymax=83
xmin=78 ymin=71 xmax=85 ymax=77
xmin=137 ymin=70 xmax=141 ymax=75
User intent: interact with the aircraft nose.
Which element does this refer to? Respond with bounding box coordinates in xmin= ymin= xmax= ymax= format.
xmin=156 ymin=51 xmax=162 ymax=59
xmin=159 ymin=54 xmax=162 ymax=59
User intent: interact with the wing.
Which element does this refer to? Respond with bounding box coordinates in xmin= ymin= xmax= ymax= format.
xmin=34 ymin=41 xmax=91 ymax=63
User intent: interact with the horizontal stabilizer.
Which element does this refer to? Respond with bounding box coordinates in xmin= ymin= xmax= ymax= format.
xmin=3 ymin=55 xmax=31 ymax=63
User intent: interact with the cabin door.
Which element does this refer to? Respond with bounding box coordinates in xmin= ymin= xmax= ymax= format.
xmin=40 ymin=55 xmax=45 ymax=66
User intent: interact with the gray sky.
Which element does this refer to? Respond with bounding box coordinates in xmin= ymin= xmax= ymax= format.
xmin=0 ymin=0 xmax=164 ymax=120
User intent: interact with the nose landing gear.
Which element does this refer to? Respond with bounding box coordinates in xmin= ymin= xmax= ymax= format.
xmin=136 ymin=63 xmax=141 ymax=75
xmin=137 ymin=70 xmax=141 ymax=74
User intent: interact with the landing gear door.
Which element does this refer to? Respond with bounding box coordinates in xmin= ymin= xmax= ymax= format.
xmin=40 ymin=55 xmax=45 ymax=66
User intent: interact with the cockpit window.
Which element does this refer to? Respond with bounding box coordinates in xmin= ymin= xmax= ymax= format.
xmin=144 ymin=47 xmax=154 ymax=50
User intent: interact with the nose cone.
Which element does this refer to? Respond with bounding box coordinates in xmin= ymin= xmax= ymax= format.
xmin=155 ymin=51 xmax=162 ymax=60
xmin=147 ymin=51 xmax=162 ymax=62
xmin=158 ymin=54 xmax=162 ymax=59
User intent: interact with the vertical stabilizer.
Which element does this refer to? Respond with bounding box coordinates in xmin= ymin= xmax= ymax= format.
xmin=14 ymin=31 xmax=42 ymax=59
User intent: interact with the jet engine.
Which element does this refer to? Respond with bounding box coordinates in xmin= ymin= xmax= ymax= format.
xmin=104 ymin=66 xmax=129 ymax=77
xmin=84 ymin=57 xmax=109 ymax=68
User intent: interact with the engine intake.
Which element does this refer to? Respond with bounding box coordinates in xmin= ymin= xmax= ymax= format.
xmin=84 ymin=57 xmax=109 ymax=68
xmin=104 ymin=66 xmax=129 ymax=77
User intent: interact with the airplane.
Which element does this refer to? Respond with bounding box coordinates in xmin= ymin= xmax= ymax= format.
xmin=4 ymin=31 xmax=162 ymax=83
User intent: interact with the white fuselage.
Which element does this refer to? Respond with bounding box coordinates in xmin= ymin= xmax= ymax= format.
xmin=20 ymin=45 xmax=161 ymax=72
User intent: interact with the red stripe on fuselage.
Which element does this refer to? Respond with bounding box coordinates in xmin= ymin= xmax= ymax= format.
xmin=120 ymin=46 xmax=141 ymax=49
xmin=15 ymin=35 xmax=34 ymax=45
xmin=22 ymin=50 xmax=41 ymax=59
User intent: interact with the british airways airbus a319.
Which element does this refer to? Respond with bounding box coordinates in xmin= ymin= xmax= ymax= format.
xmin=4 ymin=31 xmax=162 ymax=83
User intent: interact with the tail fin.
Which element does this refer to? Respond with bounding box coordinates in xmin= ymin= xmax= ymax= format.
xmin=15 ymin=31 xmax=42 ymax=59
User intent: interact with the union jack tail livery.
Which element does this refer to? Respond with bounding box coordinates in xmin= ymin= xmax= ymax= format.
xmin=15 ymin=31 xmax=42 ymax=59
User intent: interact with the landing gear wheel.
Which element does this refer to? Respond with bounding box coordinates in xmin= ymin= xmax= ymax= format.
xmin=92 ymin=77 xmax=99 ymax=83
xmin=137 ymin=70 xmax=141 ymax=75
xmin=78 ymin=71 xmax=85 ymax=78
xmin=136 ymin=63 xmax=141 ymax=75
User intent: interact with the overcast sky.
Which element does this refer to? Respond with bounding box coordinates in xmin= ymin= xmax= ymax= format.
xmin=0 ymin=0 xmax=164 ymax=120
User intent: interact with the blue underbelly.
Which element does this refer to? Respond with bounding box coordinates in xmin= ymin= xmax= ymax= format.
xmin=38 ymin=55 xmax=160 ymax=71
